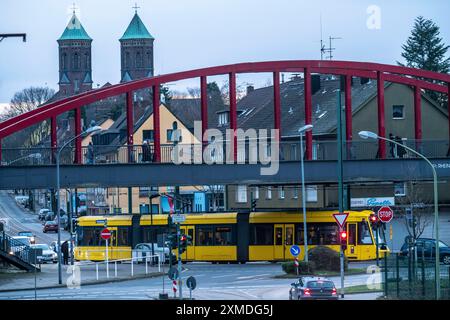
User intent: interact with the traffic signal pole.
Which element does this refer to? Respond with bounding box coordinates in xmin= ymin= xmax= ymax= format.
xmin=337 ymin=89 xmax=345 ymax=299
xmin=177 ymin=223 xmax=183 ymax=299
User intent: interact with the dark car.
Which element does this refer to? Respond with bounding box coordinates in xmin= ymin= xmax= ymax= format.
xmin=43 ymin=221 xmax=59 ymax=233
xmin=400 ymin=237 xmax=450 ymax=265
xmin=289 ymin=277 xmax=338 ymax=300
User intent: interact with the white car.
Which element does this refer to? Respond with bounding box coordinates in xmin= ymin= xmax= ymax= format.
xmin=30 ymin=244 xmax=58 ymax=263
xmin=133 ymin=243 xmax=170 ymax=263
xmin=9 ymin=236 xmax=31 ymax=256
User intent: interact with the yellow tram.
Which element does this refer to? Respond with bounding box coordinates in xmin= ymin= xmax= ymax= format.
xmin=74 ymin=210 xmax=389 ymax=262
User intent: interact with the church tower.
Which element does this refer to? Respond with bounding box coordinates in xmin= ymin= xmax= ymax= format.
xmin=120 ymin=9 xmax=154 ymax=82
xmin=57 ymin=11 xmax=93 ymax=96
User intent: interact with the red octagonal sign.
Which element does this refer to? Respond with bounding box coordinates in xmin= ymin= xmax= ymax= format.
xmin=101 ymin=228 xmax=111 ymax=240
xmin=377 ymin=206 xmax=394 ymax=223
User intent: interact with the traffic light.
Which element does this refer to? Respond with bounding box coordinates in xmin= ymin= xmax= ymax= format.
xmin=340 ymin=230 xmax=347 ymax=250
xmin=369 ymin=214 xmax=379 ymax=230
xmin=179 ymin=234 xmax=192 ymax=254
xmin=166 ymin=234 xmax=178 ymax=249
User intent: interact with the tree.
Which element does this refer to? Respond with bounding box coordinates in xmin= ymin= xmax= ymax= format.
xmin=1 ymin=86 xmax=55 ymax=147
xmin=399 ymin=16 xmax=450 ymax=107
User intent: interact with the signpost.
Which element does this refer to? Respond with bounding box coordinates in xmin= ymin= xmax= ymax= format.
xmin=290 ymin=245 xmax=301 ymax=275
xmin=333 ymin=212 xmax=349 ymax=299
xmin=101 ymin=228 xmax=111 ymax=278
xmin=186 ymin=276 xmax=197 ymax=300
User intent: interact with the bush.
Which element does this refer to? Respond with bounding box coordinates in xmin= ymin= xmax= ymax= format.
xmin=308 ymin=246 xmax=348 ymax=272
xmin=282 ymin=260 xmax=316 ymax=275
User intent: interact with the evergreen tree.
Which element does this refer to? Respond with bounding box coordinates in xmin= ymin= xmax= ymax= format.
xmin=399 ymin=16 xmax=450 ymax=107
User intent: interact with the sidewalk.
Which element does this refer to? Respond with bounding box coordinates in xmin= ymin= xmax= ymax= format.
xmin=0 ymin=260 xmax=164 ymax=292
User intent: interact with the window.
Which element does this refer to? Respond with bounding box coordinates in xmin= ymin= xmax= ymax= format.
xmin=136 ymin=52 xmax=142 ymax=68
xmin=358 ymin=221 xmax=373 ymax=244
xmin=292 ymin=187 xmax=299 ymax=199
xmin=250 ymin=224 xmax=273 ymax=245
xmin=236 ymin=185 xmax=247 ymax=203
xmin=393 ymin=105 xmax=404 ymax=119
xmin=218 ymin=112 xmax=229 ymax=126
xmin=306 ymin=185 xmax=318 ymax=202
xmin=196 ymin=226 xmax=214 ymax=246
xmin=266 ymin=186 xmax=272 ymax=199
xmin=167 ymin=129 xmax=173 ymax=142
xmin=254 ymin=187 xmax=259 ymax=200
xmin=297 ymin=223 xmax=340 ymax=245
xmin=73 ymin=53 xmax=79 ymax=70
xmin=291 ymin=144 xmax=298 ymax=160
xmin=143 ymin=130 xmax=154 ymax=142
xmin=214 ymin=226 xmax=234 ymax=245
xmin=278 ymin=186 xmax=285 ymax=199
xmin=117 ymin=228 xmax=130 ymax=246
xmin=394 ymin=182 xmax=406 ymax=197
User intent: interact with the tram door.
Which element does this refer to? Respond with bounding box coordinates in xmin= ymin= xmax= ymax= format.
xmin=274 ymin=224 xmax=295 ymax=260
xmin=346 ymin=223 xmax=358 ymax=259
xmin=105 ymin=227 xmax=118 ymax=259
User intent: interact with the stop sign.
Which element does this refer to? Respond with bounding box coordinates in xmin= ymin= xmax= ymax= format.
xmin=101 ymin=228 xmax=111 ymax=240
xmin=377 ymin=206 xmax=394 ymax=223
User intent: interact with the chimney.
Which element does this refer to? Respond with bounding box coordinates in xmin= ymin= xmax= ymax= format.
xmin=246 ymin=85 xmax=254 ymax=95
xmin=311 ymin=74 xmax=321 ymax=95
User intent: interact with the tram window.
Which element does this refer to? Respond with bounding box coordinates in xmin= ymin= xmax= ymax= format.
xmin=358 ymin=222 xmax=373 ymax=244
xmin=348 ymin=224 xmax=357 ymax=246
xmin=250 ymin=224 xmax=273 ymax=245
xmin=296 ymin=225 xmax=304 ymax=245
xmin=214 ymin=226 xmax=234 ymax=245
xmin=197 ymin=226 xmax=214 ymax=246
xmin=117 ymin=228 xmax=130 ymax=246
xmin=299 ymin=224 xmax=339 ymax=245
xmin=285 ymin=227 xmax=293 ymax=245
xmin=77 ymin=227 xmax=106 ymax=246
xmin=188 ymin=229 xmax=194 ymax=246
xmin=275 ymin=227 xmax=283 ymax=245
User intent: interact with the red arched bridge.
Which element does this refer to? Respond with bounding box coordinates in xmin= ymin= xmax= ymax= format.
xmin=0 ymin=60 xmax=449 ymax=189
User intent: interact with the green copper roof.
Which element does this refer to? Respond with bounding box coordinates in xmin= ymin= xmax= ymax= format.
xmin=59 ymin=13 xmax=92 ymax=41
xmin=120 ymin=13 xmax=154 ymax=40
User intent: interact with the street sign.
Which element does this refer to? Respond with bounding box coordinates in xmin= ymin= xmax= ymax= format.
xmin=186 ymin=276 xmax=197 ymax=290
xmin=290 ymin=245 xmax=301 ymax=257
xmin=172 ymin=214 xmax=186 ymax=224
xmin=333 ymin=212 xmax=349 ymax=229
xmin=100 ymin=228 xmax=111 ymax=240
xmin=168 ymin=267 xmax=179 ymax=280
xmin=377 ymin=206 xmax=393 ymax=223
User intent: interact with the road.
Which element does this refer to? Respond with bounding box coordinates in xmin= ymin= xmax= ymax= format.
xmin=0 ymin=190 xmax=70 ymax=244
xmin=0 ymin=262 xmax=382 ymax=300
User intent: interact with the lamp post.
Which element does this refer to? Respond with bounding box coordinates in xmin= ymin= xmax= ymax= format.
xmin=299 ymin=124 xmax=313 ymax=262
xmin=56 ymin=125 xmax=102 ymax=284
xmin=358 ymin=130 xmax=440 ymax=300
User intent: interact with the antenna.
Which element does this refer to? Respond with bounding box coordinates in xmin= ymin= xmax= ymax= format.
xmin=320 ymin=15 xmax=325 ymax=60
xmin=321 ymin=35 xmax=342 ymax=60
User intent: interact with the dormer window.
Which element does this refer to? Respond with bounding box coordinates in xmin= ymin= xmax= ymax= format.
xmin=218 ymin=111 xmax=229 ymax=126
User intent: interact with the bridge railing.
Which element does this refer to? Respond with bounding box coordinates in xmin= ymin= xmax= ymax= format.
xmin=1 ymin=139 xmax=449 ymax=166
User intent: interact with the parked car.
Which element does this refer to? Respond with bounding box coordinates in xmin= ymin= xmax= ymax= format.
xmin=43 ymin=211 xmax=55 ymax=223
xmin=289 ymin=277 xmax=338 ymax=300
xmin=133 ymin=243 xmax=170 ymax=263
xmin=43 ymin=221 xmax=59 ymax=233
xmin=38 ymin=208 xmax=50 ymax=221
xmin=30 ymin=244 xmax=58 ymax=264
xmin=400 ymin=237 xmax=450 ymax=265
xmin=17 ymin=231 xmax=36 ymax=244
xmin=9 ymin=236 xmax=32 ymax=255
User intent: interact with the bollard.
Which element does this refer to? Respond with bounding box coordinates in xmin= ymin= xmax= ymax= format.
xmin=421 ymin=249 xmax=425 ymax=297
xmin=158 ymin=255 xmax=161 ymax=273
xmin=131 ymin=258 xmax=134 ymax=277
xmin=115 ymin=261 xmax=117 ymax=278
xmin=146 ymin=257 xmax=148 ymax=274
xmin=96 ymin=263 xmax=99 ymax=281
xmin=384 ymin=252 xmax=388 ymax=298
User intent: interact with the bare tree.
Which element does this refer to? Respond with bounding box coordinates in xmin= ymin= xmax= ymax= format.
xmin=1 ymin=86 xmax=55 ymax=147
xmin=186 ymin=87 xmax=201 ymax=99
xmin=402 ymin=181 xmax=432 ymax=241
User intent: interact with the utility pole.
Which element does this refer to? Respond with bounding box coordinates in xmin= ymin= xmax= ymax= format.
xmin=337 ymin=88 xmax=345 ymax=299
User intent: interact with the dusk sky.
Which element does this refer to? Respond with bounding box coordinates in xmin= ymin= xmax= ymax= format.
xmin=1 ymin=0 xmax=449 ymax=105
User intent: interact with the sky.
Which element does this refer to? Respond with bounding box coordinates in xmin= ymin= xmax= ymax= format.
xmin=1 ymin=0 xmax=449 ymax=104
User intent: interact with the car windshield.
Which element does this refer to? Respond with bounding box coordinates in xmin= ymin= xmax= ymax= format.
xmin=439 ymin=241 xmax=449 ymax=248
xmin=46 ymin=221 xmax=56 ymax=225
xmin=33 ymin=244 xmax=50 ymax=250
xmin=307 ymin=281 xmax=334 ymax=288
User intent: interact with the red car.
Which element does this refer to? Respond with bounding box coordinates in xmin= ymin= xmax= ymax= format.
xmin=43 ymin=221 xmax=59 ymax=233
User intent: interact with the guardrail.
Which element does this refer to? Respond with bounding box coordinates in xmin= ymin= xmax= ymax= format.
xmin=1 ymin=139 xmax=449 ymax=166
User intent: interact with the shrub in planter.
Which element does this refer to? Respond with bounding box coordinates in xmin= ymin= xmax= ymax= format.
xmin=308 ymin=246 xmax=348 ymax=272
xmin=282 ymin=260 xmax=316 ymax=275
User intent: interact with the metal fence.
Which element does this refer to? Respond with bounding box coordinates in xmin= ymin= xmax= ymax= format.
xmin=382 ymin=252 xmax=450 ymax=300
xmin=1 ymin=139 xmax=449 ymax=166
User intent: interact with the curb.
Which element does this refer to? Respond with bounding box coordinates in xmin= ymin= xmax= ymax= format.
xmin=0 ymin=272 xmax=164 ymax=293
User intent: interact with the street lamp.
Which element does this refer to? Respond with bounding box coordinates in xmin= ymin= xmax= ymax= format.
xmin=56 ymin=125 xmax=102 ymax=284
xmin=299 ymin=124 xmax=313 ymax=262
xmin=359 ymin=130 xmax=441 ymax=300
